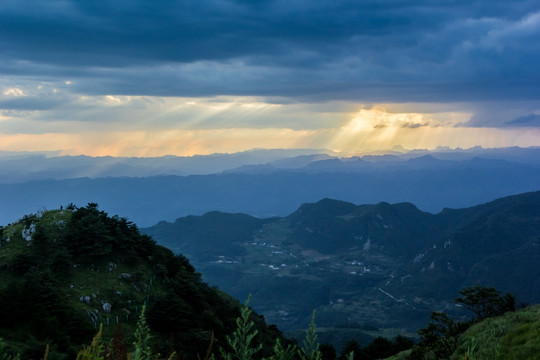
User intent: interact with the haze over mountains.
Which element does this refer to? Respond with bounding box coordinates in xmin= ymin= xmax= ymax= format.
xmin=1 ymin=146 xmax=540 ymax=352
xmin=1 ymin=147 xmax=540 ymax=227
xmin=1 ymin=146 xmax=540 ymax=182
xmin=0 ymin=148 xmax=338 ymax=181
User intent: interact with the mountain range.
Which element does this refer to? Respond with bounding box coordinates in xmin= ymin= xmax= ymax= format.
xmin=1 ymin=147 xmax=540 ymax=227
xmin=2 ymin=147 xmax=540 ymax=182
xmin=143 ymin=191 xmax=540 ymax=348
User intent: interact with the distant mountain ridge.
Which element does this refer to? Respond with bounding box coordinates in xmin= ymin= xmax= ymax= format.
xmin=0 ymin=149 xmax=338 ymax=182
xmin=143 ymin=191 xmax=540 ymax=347
xmin=1 ymin=147 xmax=540 ymax=183
xmin=2 ymin=153 xmax=540 ymax=227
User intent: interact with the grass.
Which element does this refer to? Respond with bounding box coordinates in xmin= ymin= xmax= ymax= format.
xmin=383 ymin=349 xmax=412 ymax=360
xmin=62 ymin=261 xmax=154 ymax=340
xmin=451 ymin=305 xmax=540 ymax=360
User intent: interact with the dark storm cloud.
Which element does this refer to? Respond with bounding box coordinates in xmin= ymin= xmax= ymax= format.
xmin=0 ymin=0 xmax=435 ymax=65
xmin=505 ymin=114 xmax=540 ymax=127
xmin=0 ymin=96 xmax=65 ymax=110
xmin=1 ymin=0 xmax=540 ymax=117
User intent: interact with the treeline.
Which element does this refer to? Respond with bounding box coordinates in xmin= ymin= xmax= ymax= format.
xmin=0 ymin=285 xmax=519 ymax=360
xmin=408 ymin=285 xmax=516 ymax=359
xmin=307 ymin=285 xmax=517 ymax=360
xmin=333 ymin=336 xmax=413 ymax=360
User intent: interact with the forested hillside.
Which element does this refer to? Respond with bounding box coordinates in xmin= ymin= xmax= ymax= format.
xmin=0 ymin=204 xmax=283 ymax=359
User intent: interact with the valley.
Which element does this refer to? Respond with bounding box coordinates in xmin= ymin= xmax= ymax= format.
xmin=1 ymin=190 xmax=539 ymax=358
xmin=143 ymin=191 xmax=540 ymax=348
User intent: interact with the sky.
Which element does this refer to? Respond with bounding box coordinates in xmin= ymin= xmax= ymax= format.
xmin=1 ymin=0 xmax=540 ymax=157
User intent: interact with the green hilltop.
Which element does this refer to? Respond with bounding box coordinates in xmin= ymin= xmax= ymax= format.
xmin=0 ymin=204 xmax=283 ymax=359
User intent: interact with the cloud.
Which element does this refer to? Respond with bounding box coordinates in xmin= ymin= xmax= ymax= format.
xmin=0 ymin=0 xmax=539 ymax=145
xmin=0 ymin=87 xmax=356 ymax=134
xmin=401 ymin=123 xmax=428 ymax=129
xmin=3 ymin=87 xmax=26 ymax=96
xmin=463 ymin=101 xmax=540 ymax=128
xmin=0 ymin=1 xmax=538 ymax=102
xmin=505 ymin=113 xmax=540 ymax=127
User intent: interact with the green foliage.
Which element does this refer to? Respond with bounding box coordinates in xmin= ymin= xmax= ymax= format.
xmin=383 ymin=350 xmax=412 ymax=360
xmin=63 ymin=203 xmax=113 ymax=258
xmin=0 ymin=265 xmax=94 ymax=352
xmin=146 ymin=250 xmax=246 ymax=358
xmin=268 ymin=339 xmax=296 ymax=360
xmin=76 ymin=325 xmax=106 ymax=360
xmin=451 ymin=305 xmax=540 ymax=360
xmin=455 ymin=285 xmax=515 ymax=321
xmin=105 ymin=320 xmax=128 ymax=360
xmin=132 ymin=306 xmax=157 ymax=360
xmin=218 ymin=302 xmax=323 ymax=360
xmin=61 ymin=204 xmax=156 ymax=261
xmin=338 ymin=335 xmax=413 ymax=360
xmin=363 ymin=336 xmax=398 ymax=359
xmin=73 ymin=305 xmax=178 ymax=360
xmin=418 ymin=311 xmax=464 ymax=359
xmin=0 ymin=338 xmax=21 ymax=360
xmin=67 ymin=299 xmax=310 ymax=360
xmin=0 ymin=205 xmax=283 ymax=359
xmin=298 ymin=312 xmax=322 ymax=360
xmin=6 ymin=202 xmax=536 ymax=360
xmin=66 ymin=203 xmax=77 ymax=211
xmin=338 ymin=341 xmax=361 ymax=360
xmin=74 ymin=310 xmax=175 ymax=360
xmin=220 ymin=296 xmax=263 ymax=360
xmin=410 ymin=286 xmax=519 ymax=360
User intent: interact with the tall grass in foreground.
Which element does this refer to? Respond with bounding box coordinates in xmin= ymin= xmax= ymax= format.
xmin=0 ymin=299 xmax=327 ymax=360
xmin=74 ymin=306 xmax=176 ymax=360
xmin=0 ymin=339 xmax=21 ymax=360
xmin=9 ymin=300 xmax=538 ymax=360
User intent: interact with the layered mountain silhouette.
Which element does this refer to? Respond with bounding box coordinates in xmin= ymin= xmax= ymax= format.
xmin=2 ymin=147 xmax=540 ymax=228
xmin=1 ymin=158 xmax=540 ymax=228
